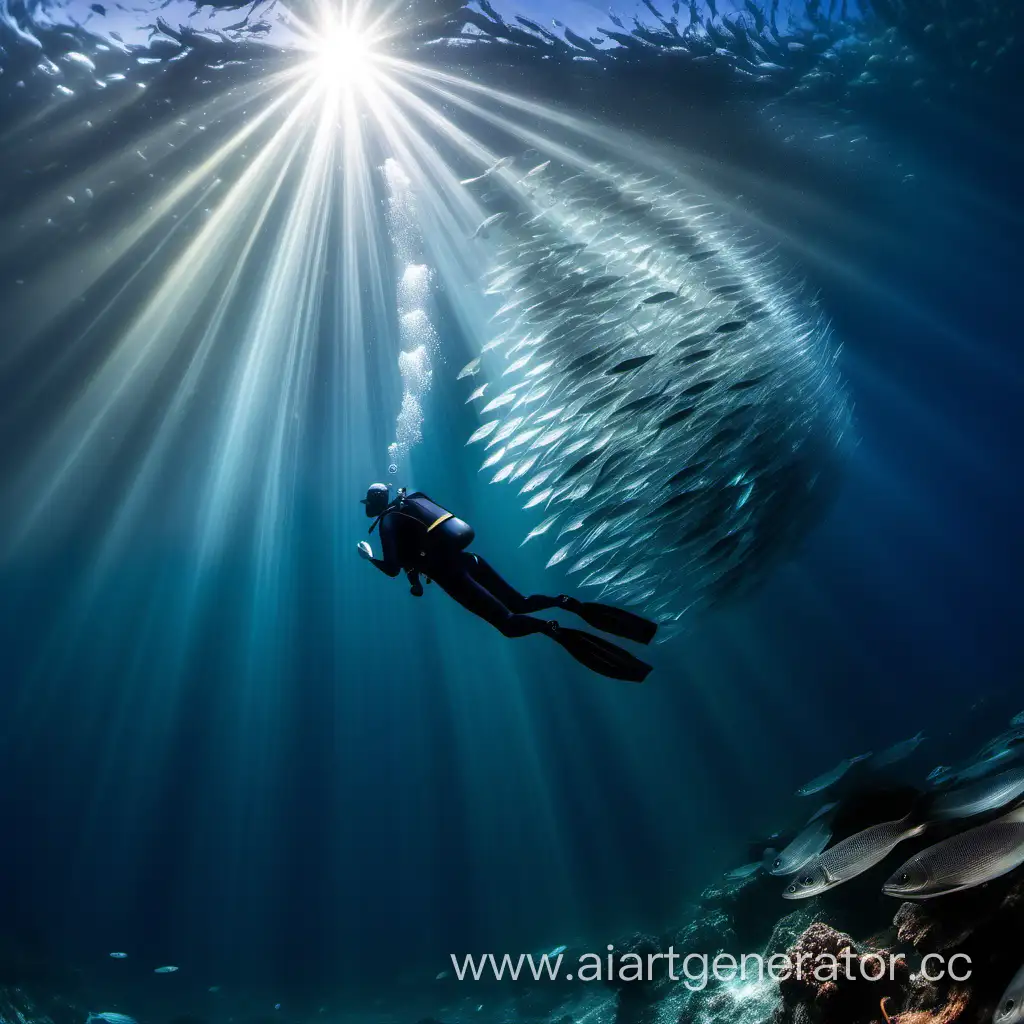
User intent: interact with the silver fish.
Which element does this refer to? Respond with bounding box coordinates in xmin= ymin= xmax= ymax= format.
xmin=522 ymin=161 xmax=551 ymax=180
xmin=882 ymin=803 xmax=1024 ymax=899
xmin=806 ymin=801 xmax=838 ymax=825
xmin=1012 ymin=712 xmax=1024 ymax=727
xmin=976 ymin=728 xmax=1024 ymax=761
xmin=471 ymin=212 xmax=508 ymax=240
xmin=994 ymin=964 xmax=1024 ymax=1024
xmin=108 ymin=952 xmax=128 ymax=959
xmin=954 ymin=748 xmax=1018 ymax=783
xmin=458 ymin=157 xmax=849 ymax=634
xmin=927 ymin=765 xmax=952 ymax=782
xmin=467 ymin=421 xmax=500 ymax=445
xmin=154 ymin=965 xmax=179 ymax=973
xmin=724 ymin=861 xmax=762 ymax=880
xmin=782 ymin=816 xmax=926 ymax=899
xmin=87 ymin=1015 xmax=136 ymax=1024
xmin=872 ymin=731 xmax=926 ymax=767
xmin=928 ymin=767 xmax=1024 ymax=821
xmin=769 ymin=820 xmax=833 ymax=876
xmin=797 ymin=753 xmax=873 ymax=797
xmin=457 ymin=357 xmax=481 ymax=380
xmin=459 ymin=156 xmax=513 ymax=185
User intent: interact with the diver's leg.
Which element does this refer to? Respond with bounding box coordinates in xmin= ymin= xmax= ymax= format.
xmin=435 ymin=557 xmax=653 ymax=679
xmin=465 ymin=553 xmax=559 ymax=614
xmin=433 ymin=553 xmax=552 ymax=638
xmin=468 ymin=556 xmax=656 ymax=641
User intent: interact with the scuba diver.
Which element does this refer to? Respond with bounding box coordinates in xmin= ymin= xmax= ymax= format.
xmin=357 ymin=483 xmax=657 ymax=682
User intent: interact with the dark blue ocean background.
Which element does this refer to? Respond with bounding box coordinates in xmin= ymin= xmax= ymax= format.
xmin=0 ymin=0 xmax=1021 ymax=1020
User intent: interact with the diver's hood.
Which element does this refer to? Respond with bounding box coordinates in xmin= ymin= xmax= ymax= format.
xmin=361 ymin=483 xmax=390 ymax=503
xmin=361 ymin=482 xmax=391 ymax=515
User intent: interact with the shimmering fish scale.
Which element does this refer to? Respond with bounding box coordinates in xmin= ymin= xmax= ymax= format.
xmin=480 ymin=446 xmax=506 ymax=469
xmin=546 ymin=543 xmax=576 ymax=568
xmin=522 ymin=514 xmax=561 ymax=544
xmin=467 ymin=421 xmax=499 ymax=444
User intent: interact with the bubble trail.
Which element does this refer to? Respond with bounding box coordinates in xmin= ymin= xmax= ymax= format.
xmin=383 ymin=158 xmax=438 ymax=476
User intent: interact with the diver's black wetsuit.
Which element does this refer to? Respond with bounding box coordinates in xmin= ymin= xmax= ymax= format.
xmin=369 ymin=511 xmax=559 ymax=638
xmin=361 ymin=487 xmax=656 ymax=681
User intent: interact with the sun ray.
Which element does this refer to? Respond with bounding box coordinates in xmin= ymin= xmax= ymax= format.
xmin=2 ymin=0 xmax=862 ymax=667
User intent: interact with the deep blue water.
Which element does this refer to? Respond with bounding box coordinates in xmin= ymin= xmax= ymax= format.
xmin=0 ymin=0 xmax=1022 ymax=1020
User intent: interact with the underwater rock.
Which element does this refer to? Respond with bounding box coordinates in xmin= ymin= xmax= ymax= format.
xmin=0 ymin=933 xmax=82 ymax=1024
xmin=773 ymin=922 xmax=908 ymax=1024
xmin=510 ymin=982 xmax=578 ymax=1020
xmin=887 ymin=876 xmax=1024 ymax=1023
xmin=588 ymin=931 xmax=673 ymax=1024
xmin=668 ymin=904 xmax=737 ymax=960
xmin=0 ymin=985 xmax=82 ymax=1024
xmin=726 ymin=875 xmax=803 ymax=955
xmin=606 ymin=931 xmax=665 ymax=1000
xmin=762 ymin=911 xmax=822 ymax=962
xmin=893 ymin=876 xmax=1024 ymax=957
xmin=872 ymin=985 xmax=973 ymax=1024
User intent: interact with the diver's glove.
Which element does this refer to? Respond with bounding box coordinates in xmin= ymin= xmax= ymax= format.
xmin=357 ymin=541 xmax=373 ymax=561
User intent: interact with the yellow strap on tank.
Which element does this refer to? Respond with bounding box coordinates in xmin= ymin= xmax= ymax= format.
xmin=426 ymin=512 xmax=454 ymax=532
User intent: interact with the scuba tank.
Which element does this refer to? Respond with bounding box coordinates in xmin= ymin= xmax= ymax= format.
xmin=369 ymin=488 xmax=475 ymax=568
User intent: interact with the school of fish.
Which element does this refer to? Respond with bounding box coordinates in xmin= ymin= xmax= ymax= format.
xmin=721 ymin=708 xmax=1024 ymax=909
xmin=458 ymin=156 xmax=850 ymax=631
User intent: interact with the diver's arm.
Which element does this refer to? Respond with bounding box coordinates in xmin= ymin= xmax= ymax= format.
xmin=358 ymin=541 xmax=401 ymax=577
xmin=369 ymin=554 xmax=401 ymax=577
xmin=358 ymin=517 xmax=403 ymax=578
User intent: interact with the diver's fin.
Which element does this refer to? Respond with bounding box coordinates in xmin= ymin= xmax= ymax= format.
xmin=559 ymin=596 xmax=658 ymax=645
xmin=547 ymin=624 xmax=652 ymax=683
